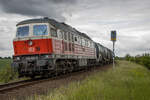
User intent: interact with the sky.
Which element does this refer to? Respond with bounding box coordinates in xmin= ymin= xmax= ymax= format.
xmin=0 ymin=0 xmax=150 ymax=57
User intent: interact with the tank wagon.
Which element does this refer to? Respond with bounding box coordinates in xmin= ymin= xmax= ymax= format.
xmin=12 ymin=17 xmax=113 ymax=78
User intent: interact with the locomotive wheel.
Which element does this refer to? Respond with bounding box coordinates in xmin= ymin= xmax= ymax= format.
xmin=30 ymin=75 xmax=35 ymax=79
xmin=68 ymin=62 xmax=73 ymax=73
xmin=62 ymin=63 xmax=66 ymax=74
xmin=55 ymin=64 xmax=58 ymax=76
xmin=60 ymin=61 xmax=66 ymax=74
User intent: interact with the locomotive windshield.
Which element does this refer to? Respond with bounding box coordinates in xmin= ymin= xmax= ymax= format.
xmin=16 ymin=26 xmax=29 ymax=37
xmin=33 ymin=25 xmax=48 ymax=36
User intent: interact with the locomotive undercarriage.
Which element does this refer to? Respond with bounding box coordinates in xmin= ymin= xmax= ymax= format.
xmin=12 ymin=54 xmax=98 ymax=78
xmin=12 ymin=55 xmax=54 ymax=78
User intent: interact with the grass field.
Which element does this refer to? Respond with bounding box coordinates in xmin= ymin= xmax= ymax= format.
xmin=29 ymin=61 xmax=150 ymax=100
xmin=0 ymin=59 xmax=12 ymax=70
xmin=0 ymin=59 xmax=18 ymax=83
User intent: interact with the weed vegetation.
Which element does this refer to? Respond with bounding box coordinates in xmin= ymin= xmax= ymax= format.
xmin=28 ymin=61 xmax=150 ymax=100
xmin=125 ymin=54 xmax=150 ymax=69
xmin=0 ymin=59 xmax=12 ymax=70
xmin=0 ymin=59 xmax=18 ymax=83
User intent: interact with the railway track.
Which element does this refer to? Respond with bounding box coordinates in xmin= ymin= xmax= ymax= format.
xmin=0 ymin=69 xmax=89 ymax=94
xmin=0 ymin=64 xmax=112 ymax=100
xmin=0 ymin=78 xmax=47 ymax=93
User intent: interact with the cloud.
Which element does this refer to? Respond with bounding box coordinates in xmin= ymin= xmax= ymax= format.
xmin=64 ymin=0 xmax=150 ymax=56
xmin=0 ymin=13 xmax=32 ymax=57
xmin=49 ymin=0 xmax=76 ymax=4
xmin=0 ymin=0 xmax=78 ymax=21
xmin=0 ymin=0 xmax=150 ymax=57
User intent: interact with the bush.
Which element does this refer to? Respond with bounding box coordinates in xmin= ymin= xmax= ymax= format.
xmin=0 ymin=65 xmax=18 ymax=83
xmin=124 ymin=54 xmax=150 ymax=69
xmin=0 ymin=59 xmax=18 ymax=83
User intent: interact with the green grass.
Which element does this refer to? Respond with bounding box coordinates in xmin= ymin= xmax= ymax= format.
xmin=29 ymin=61 xmax=150 ymax=100
xmin=0 ymin=59 xmax=18 ymax=83
xmin=0 ymin=59 xmax=12 ymax=70
xmin=125 ymin=54 xmax=150 ymax=69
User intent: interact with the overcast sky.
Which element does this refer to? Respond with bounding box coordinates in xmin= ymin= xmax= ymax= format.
xmin=0 ymin=0 xmax=150 ymax=57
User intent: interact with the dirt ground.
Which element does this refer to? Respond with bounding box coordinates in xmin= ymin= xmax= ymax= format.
xmin=0 ymin=64 xmax=112 ymax=100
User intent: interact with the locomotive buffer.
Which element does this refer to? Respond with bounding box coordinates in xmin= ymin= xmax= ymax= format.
xmin=111 ymin=30 xmax=117 ymax=68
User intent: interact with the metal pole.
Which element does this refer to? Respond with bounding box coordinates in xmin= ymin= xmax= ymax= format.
xmin=111 ymin=30 xmax=117 ymax=68
xmin=113 ymin=41 xmax=115 ymax=68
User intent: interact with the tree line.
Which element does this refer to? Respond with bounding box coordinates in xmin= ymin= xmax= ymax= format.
xmin=0 ymin=57 xmax=12 ymax=59
xmin=116 ymin=53 xmax=150 ymax=69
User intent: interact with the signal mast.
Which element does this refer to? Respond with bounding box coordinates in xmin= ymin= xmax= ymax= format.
xmin=111 ymin=30 xmax=117 ymax=68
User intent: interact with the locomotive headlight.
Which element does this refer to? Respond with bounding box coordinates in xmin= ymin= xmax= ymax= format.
xmin=28 ymin=40 xmax=33 ymax=46
xmin=45 ymin=55 xmax=49 ymax=58
xmin=13 ymin=56 xmax=20 ymax=61
xmin=16 ymin=57 xmax=20 ymax=60
xmin=44 ymin=55 xmax=52 ymax=59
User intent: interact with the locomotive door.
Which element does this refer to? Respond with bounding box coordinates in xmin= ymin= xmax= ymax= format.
xmin=62 ymin=40 xmax=64 ymax=53
xmin=57 ymin=29 xmax=65 ymax=54
xmin=72 ymin=34 xmax=74 ymax=53
xmin=62 ymin=31 xmax=65 ymax=53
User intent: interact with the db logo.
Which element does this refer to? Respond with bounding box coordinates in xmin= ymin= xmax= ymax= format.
xmin=28 ymin=47 xmax=35 ymax=52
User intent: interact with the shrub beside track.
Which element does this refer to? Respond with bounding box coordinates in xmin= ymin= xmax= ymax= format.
xmin=0 ymin=59 xmax=18 ymax=83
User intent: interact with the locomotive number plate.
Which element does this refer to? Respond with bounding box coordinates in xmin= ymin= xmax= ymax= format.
xmin=28 ymin=47 xmax=35 ymax=52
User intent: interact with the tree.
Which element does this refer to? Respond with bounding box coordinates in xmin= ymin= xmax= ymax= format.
xmin=125 ymin=54 xmax=131 ymax=61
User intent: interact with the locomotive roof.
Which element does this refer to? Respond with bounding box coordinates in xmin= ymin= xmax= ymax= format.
xmin=17 ymin=18 xmax=92 ymax=40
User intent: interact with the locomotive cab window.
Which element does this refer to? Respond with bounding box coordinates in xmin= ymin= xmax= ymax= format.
xmin=64 ymin=32 xmax=67 ymax=40
xmin=51 ymin=28 xmax=57 ymax=37
xmin=75 ymin=36 xmax=77 ymax=42
xmin=16 ymin=26 xmax=29 ymax=37
xmin=72 ymin=34 xmax=74 ymax=42
xmin=33 ymin=25 xmax=48 ymax=36
xmin=68 ymin=33 xmax=71 ymax=41
xmin=57 ymin=30 xmax=63 ymax=39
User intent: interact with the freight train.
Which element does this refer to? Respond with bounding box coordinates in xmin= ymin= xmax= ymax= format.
xmin=12 ymin=17 xmax=113 ymax=78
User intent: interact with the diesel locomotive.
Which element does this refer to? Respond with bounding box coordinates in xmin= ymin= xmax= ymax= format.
xmin=12 ymin=17 xmax=113 ymax=78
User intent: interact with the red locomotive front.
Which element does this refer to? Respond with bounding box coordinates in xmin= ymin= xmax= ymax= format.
xmin=13 ymin=39 xmax=53 ymax=56
xmin=13 ymin=23 xmax=53 ymax=56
